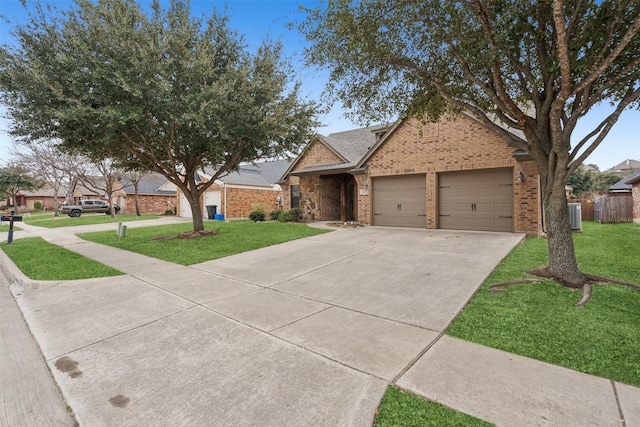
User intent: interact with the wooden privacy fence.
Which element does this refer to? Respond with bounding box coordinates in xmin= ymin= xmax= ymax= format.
xmin=594 ymin=195 xmax=633 ymax=223
xmin=570 ymin=198 xmax=595 ymax=221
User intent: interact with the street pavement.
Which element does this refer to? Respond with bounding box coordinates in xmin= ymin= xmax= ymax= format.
xmin=1 ymin=218 xmax=639 ymax=426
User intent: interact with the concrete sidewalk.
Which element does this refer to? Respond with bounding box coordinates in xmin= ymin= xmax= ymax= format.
xmin=2 ymin=220 xmax=639 ymax=426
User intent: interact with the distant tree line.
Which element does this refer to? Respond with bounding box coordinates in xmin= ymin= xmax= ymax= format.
xmin=567 ymin=165 xmax=628 ymax=197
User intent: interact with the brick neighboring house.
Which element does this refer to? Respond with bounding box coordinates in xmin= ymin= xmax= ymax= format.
xmin=15 ymin=184 xmax=65 ymax=212
xmin=623 ymin=169 xmax=640 ymax=223
xmin=119 ymin=173 xmax=178 ymax=215
xmin=280 ymin=114 xmax=542 ymax=235
xmin=176 ymin=159 xmax=292 ymax=219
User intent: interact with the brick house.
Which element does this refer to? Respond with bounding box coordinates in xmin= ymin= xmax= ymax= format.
xmin=67 ymin=177 xmax=127 ymax=209
xmin=280 ymin=114 xmax=542 ymax=235
xmin=14 ymin=184 xmax=65 ymax=212
xmin=119 ymin=173 xmax=178 ymax=215
xmin=176 ymin=159 xmax=292 ymax=219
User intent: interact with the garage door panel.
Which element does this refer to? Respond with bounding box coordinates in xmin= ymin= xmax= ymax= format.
xmin=373 ymin=175 xmax=426 ymax=228
xmin=438 ymin=168 xmax=513 ymax=232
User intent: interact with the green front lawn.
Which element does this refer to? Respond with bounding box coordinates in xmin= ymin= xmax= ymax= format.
xmin=1 ymin=237 xmax=123 ymax=280
xmin=24 ymin=213 xmax=160 ymax=228
xmin=447 ymin=222 xmax=640 ymax=387
xmin=78 ymin=220 xmax=330 ymax=265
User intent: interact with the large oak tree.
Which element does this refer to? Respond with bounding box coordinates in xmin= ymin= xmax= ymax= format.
xmin=0 ymin=0 xmax=317 ymax=231
xmin=300 ymin=0 xmax=640 ymax=289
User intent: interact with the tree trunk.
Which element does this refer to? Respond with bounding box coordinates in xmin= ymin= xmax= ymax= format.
xmin=134 ymin=182 xmax=141 ymax=216
xmin=543 ymin=186 xmax=585 ymax=287
xmin=189 ymin=192 xmax=205 ymax=232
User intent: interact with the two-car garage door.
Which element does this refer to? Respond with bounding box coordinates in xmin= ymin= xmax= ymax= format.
xmin=371 ymin=168 xmax=513 ymax=232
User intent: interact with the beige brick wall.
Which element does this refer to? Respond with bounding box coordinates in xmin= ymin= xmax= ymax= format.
xmin=296 ymin=140 xmax=343 ymax=169
xmin=361 ymin=115 xmax=541 ymax=234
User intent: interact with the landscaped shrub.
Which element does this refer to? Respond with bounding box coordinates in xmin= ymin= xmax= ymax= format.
xmin=288 ymin=207 xmax=303 ymax=222
xmin=164 ymin=209 xmax=174 ymax=215
xmin=269 ymin=210 xmax=281 ymax=221
xmin=277 ymin=211 xmax=293 ymax=222
xmin=34 ymin=201 xmax=42 ymax=210
xmin=249 ymin=209 xmax=266 ymax=222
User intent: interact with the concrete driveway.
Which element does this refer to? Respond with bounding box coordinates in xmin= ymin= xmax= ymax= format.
xmin=6 ymin=225 xmax=524 ymax=426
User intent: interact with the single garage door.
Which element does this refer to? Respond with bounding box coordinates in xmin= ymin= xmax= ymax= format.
xmin=372 ymin=175 xmax=426 ymax=227
xmin=180 ymin=190 xmax=221 ymax=218
xmin=438 ymin=168 xmax=513 ymax=232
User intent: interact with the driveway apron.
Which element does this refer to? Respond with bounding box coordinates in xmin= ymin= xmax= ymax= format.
xmin=5 ymin=223 xmax=528 ymax=425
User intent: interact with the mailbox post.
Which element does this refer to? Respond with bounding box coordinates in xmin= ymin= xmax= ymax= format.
xmin=1 ymin=210 xmax=23 ymax=244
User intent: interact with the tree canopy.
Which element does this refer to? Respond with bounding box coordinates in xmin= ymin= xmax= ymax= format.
xmin=300 ymin=0 xmax=640 ymax=287
xmin=0 ymin=0 xmax=318 ymax=230
xmin=0 ymin=164 xmax=43 ymax=207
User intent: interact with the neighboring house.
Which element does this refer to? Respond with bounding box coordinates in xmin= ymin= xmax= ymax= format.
xmin=16 ymin=184 xmax=66 ymax=211
xmin=609 ymin=158 xmax=640 ymax=174
xmin=119 ymin=173 xmax=178 ymax=215
xmin=607 ymin=172 xmax=634 ymax=194
xmin=176 ymin=159 xmax=292 ymax=219
xmin=624 ymin=169 xmax=640 ymax=223
xmin=280 ymin=114 xmax=542 ymax=235
xmin=68 ymin=177 xmax=127 ymax=208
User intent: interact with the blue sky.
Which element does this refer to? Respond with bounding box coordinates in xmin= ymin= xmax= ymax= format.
xmin=0 ymin=0 xmax=638 ymax=170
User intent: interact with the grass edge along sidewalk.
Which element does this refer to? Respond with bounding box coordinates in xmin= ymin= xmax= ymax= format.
xmin=447 ymin=221 xmax=640 ymax=388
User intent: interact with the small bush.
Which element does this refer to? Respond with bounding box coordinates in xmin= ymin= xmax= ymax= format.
xmin=288 ymin=207 xmax=303 ymax=222
xmin=249 ymin=210 xmax=266 ymax=222
xmin=34 ymin=201 xmax=42 ymax=210
xmin=269 ymin=210 xmax=281 ymax=221
xmin=164 ymin=209 xmax=174 ymax=215
xmin=277 ymin=211 xmax=293 ymax=222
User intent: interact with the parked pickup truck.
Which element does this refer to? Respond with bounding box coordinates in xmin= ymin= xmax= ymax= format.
xmin=60 ymin=200 xmax=120 ymax=217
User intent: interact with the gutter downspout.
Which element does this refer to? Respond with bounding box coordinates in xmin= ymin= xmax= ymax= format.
xmin=223 ymin=182 xmax=227 ymax=219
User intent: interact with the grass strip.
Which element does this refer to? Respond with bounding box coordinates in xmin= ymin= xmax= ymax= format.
xmin=374 ymin=386 xmax=493 ymax=426
xmin=78 ymin=220 xmax=330 ymax=265
xmin=447 ymin=222 xmax=640 ymax=387
xmin=24 ymin=214 xmax=160 ymax=228
xmin=1 ymin=237 xmax=124 ymax=280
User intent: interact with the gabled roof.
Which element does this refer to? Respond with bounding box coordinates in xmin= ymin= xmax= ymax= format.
xmin=607 ymin=169 xmax=640 ymax=192
xmin=286 ymin=124 xmax=387 ymax=176
xmin=324 ymin=124 xmax=387 ymax=163
xmin=120 ymin=173 xmax=176 ymax=195
xmin=19 ymin=184 xmax=64 ymax=198
xmin=203 ymin=159 xmax=292 ymax=187
xmin=610 ymin=158 xmax=640 ymax=172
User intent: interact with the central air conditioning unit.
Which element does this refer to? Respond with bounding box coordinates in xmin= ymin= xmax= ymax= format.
xmin=568 ymin=202 xmax=582 ymax=231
